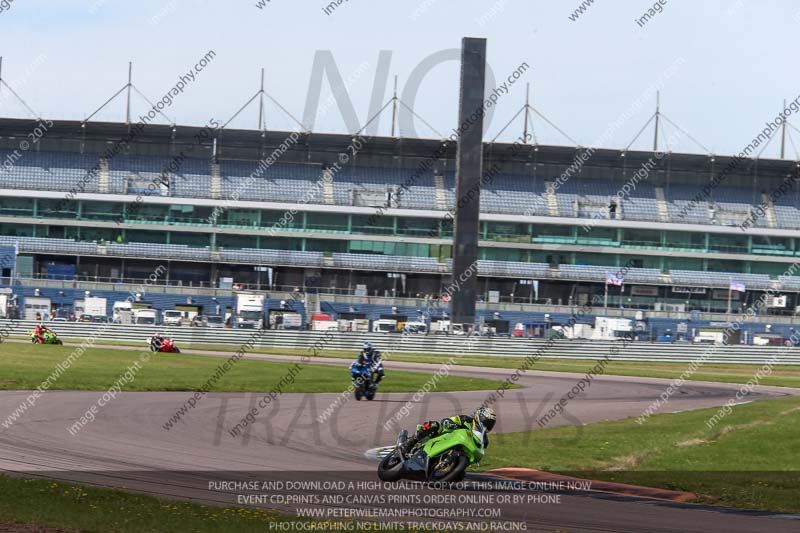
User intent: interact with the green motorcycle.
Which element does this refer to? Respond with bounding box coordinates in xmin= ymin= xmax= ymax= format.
xmin=28 ymin=330 xmax=63 ymax=345
xmin=377 ymin=424 xmax=486 ymax=483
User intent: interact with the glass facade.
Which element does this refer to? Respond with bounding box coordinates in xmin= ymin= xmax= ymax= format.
xmin=2 ymin=194 xmax=800 ymax=277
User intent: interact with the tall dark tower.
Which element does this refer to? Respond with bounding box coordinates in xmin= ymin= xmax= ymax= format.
xmin=450 ymin=37 xmax=487 ymax=327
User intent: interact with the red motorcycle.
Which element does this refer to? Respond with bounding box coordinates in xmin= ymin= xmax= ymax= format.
xmin=148 ymin=335 xmax=181 ymax=353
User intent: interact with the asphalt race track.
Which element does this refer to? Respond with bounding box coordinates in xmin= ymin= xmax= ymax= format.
xmin=1 ymin=350 xmax=799 ymax=532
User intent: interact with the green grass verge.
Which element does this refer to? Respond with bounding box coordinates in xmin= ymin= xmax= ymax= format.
xmin=0 ymin=343 xmax=510 ymax=394
xmin=0 ymin=475 xmax=331 ymax=533
xmin=11 ymin=334 xmax=800 ymax=388
xmin=389 ymin=353 xmax=800 ymax=389
xmin=480 ymin=396 xmax=800 ymax=513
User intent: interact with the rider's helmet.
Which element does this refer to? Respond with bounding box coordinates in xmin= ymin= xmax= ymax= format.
xmin=362 ymin=342 xmax=372 ymax=351
xmin=474 ymin=407 xmax=497 ymax=432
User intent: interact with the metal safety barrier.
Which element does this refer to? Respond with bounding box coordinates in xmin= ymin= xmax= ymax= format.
xmin=2 ymin=320 xmax=800 ymax=366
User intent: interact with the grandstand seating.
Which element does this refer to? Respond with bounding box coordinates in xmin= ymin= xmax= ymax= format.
xmin=108 ymin=155 xmax=212 ymax=197
xmin=219 ymin=160 xmax=323 ymax=203
xmin=0 ymin=149 xmax=99 ymax=193
xmin=107 ymin=242 xmax=212 ymax=261
xmin=772 ymin=189 xmax=800 ymax=229
xmin=1 ymin=231 xmax=799 ymax=293
xmin=778 ymin=275 xmax=800 ymax=291
xmin=5 ymin=147 xmax=800 ymax=232
xmin=6 ymin=148 xmax=800 ymax=302
xmin=172 ymin=158 xmax=213 ymax=198
xmin=219 ymin=248 xmax=324 ymax=267
xmin=453 ymin=171 xmax=550 ymax=216
xmin=0 ymin=235 xmax=96 ymax=255
xmin=556 ymin=179 xmax=621 ymax=219
xmin=619 ymin=182 xmax=661 ymax=221
xmin=333 ymin=165 xmax=438 ymax=209
xmin=712 ymin=186 xmax=762 ymax=227
xmin=669 ymin=270 xmax=774 ymax=290
xmin=331 ymin=253 xmax=439 ymax=273
xmin=476 ymin=260 xmax=551 ymax=278
xmin=559 ymin=264 xmax=664 ymax=284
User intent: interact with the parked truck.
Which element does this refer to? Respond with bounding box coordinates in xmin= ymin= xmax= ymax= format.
xmin=235 ymin=293 xmax=265 ymax=329
xmin=163 ymin=310 xmax=184 ymax=326
xmin=83 ymin=297 xmax=108 ymax=319
xmin=311 ymin=313 xmax=338 ymax=332
xmin=372 ymin=318 xmax=398 ymax=333
xmin=0 ymin=291 xmax=9 ymax=318
xmin=134 ymin=308 xmax=160 ymax=326
xmin=552 ymin=323 xmax=594 ymax=340
xmin=113 ymin=301 xmax=133 ymax=323
xmin=275 ymin=312 xmax=302 ymax=330
xmin=591 ymin=317 xmax=633 ymax=341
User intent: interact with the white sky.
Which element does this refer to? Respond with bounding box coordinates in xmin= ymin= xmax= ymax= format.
xmin=1 ymin=0 xmax=799 ymax=158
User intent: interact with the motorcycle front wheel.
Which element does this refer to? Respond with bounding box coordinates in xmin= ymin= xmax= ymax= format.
xmin=377 ymin=450 xmax=404 ymax=482
xmin=429 ymin=450 xmax=469 ymax=483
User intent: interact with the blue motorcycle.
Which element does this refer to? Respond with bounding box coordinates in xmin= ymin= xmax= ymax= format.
xmin=350 ymin=362 xmax=378 ymax=401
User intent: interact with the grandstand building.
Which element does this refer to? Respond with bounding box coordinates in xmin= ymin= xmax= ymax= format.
xmin=1 ymin=116 xmax=800 ymax=320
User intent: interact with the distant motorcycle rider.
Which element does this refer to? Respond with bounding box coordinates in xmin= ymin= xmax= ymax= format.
xmin=33 ymin=323 xmax=51 ymax=344
xmin=150 ymin=333 xmax=166 ymax=351
xmin=355 ymin=342 xmax=384 ymax=383
xmin=400 ymin=407 xmax=497 ymax=456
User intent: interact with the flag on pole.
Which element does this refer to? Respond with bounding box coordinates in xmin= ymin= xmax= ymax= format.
xmin=606 ymin=272 xmax=624 ymax=286
xmin=729 ymin=279 xmax=746 ymax=293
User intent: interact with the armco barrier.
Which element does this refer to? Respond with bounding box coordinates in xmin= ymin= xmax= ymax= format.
xmin=1 ymin=320 xmax=799 ymax=365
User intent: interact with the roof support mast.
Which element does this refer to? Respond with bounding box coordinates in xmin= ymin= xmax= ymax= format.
xmin=125 ymin=62 xmax=132 ymax=125
xmin=390 ymin=75 xmax=398 ymax=137
xmin=83 ymin=62 xmax=172 ymax=127
xmin=222 ymin=68 xmax=305 ymax=132
xmin=781 ymin=99 xmax=787 ymax=159
xmin=653 ymin=91 xmax=660 ymax=152
xmin=523 ymin=83 xmax=530 ymax=143
xmin=258 ymin=68 xmax=265 ymax=131
xmin=491 ymin=82 xmax=575 ymax=145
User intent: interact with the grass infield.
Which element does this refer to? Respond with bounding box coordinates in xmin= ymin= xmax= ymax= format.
xmin=0 ymin=343 xmax=511 ymax=394
xmin=0 ymin=476 xmax=328 ymax=533
xmin=8 ymin=335 xmax=800 ymax=388
xmin=482 ymin=396 xmax=800 ymax=513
